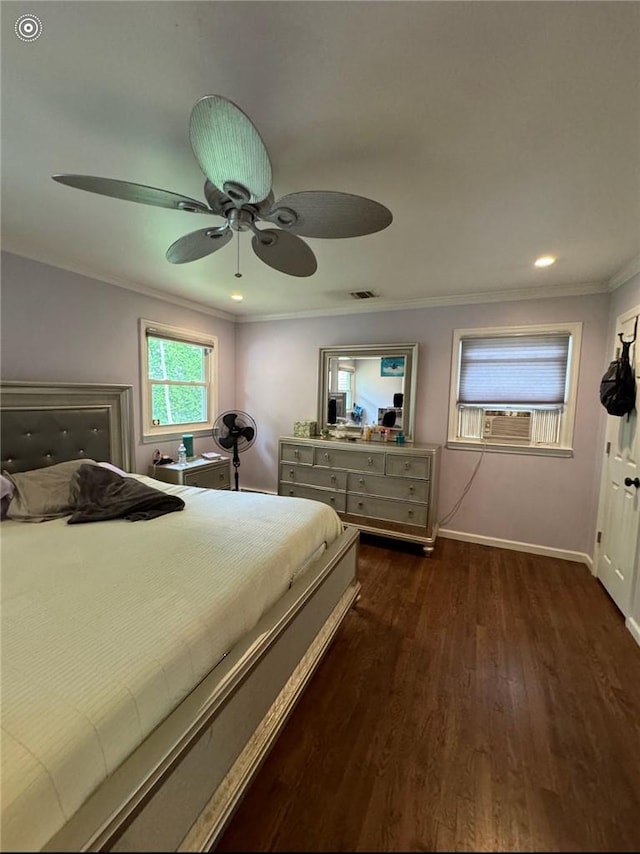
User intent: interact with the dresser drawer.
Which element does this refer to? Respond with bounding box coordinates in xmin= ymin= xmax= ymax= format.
xmin=281 ymin=463 xmax=347 ymax=490
xmin=346 ymin=494 xmax=428 ymax=527
xmin=280 ymin=443 xmax=314 ymax=465
xmin=278 ymin=436 xmax=440 ymax=555
xmin=347 ymin=471 xmax=429 ymax=503
xmin=280 ymin=483 xmax=346 ymax=512
xmin=314 ymin=447 xmax=385 ymax=474
xmin=386 ymin=454 xmax=431 ymax=479
xmin=184 ymin=466 xmax=230 ymax=490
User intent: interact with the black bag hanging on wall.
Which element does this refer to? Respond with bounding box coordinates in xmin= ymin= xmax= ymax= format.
xmin=599 ymin=321 xmax=637 ymax=417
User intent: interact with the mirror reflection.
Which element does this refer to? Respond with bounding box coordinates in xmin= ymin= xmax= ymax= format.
xmin=317 ymin=344 xmax=418 ymax=440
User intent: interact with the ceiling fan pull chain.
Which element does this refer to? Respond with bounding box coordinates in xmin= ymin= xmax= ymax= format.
xmin=235 ymin=232 xmax=242 ymax=278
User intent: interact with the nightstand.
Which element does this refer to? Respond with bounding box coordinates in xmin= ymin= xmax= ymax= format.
xmin=148 ymin=456 xmax=231 ymax=490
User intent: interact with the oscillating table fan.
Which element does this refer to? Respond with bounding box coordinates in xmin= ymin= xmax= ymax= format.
xmin=212 ymin=411 xmax=257 ymax=491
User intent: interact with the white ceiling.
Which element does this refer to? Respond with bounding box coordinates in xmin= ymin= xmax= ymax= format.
xmin=2 ymin=1 xmax=639 ymax=321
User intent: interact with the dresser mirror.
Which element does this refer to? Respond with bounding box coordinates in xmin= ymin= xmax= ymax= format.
xmin=317 ymin=343 xmax=419 ymax=440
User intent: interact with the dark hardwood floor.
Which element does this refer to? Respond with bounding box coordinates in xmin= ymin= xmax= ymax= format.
xmin=217 ymin=535 xmax=640 ymax=852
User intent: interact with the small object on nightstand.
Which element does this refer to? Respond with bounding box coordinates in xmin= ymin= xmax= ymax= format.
xmin=182 ymin=433 xmax=194 ymax=458
xmin=177 ymin=442 xmax=187 ymax=466
xmin=201 ymin=451 xmax=222 ymax=460
xmin=152 ymin=449 xmax=174 ymax=465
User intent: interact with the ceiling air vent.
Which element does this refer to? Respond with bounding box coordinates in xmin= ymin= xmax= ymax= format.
xmin=349 ymin=290 xmax=377 ymax=300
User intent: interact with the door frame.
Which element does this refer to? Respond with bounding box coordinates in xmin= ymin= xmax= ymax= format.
xmin=593 ymin=304 xmax=640 ymax=631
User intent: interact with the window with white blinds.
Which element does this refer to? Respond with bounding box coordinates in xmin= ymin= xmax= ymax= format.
xmin=140 ymin=319 xmax=217 ymax=441
xmin=339 ymin=369 xmax=355 ymax=410
xmin=459 ymin=334 xmax=570 ymax=406
xmin=448 ymin=323 xmax=582 ymax=455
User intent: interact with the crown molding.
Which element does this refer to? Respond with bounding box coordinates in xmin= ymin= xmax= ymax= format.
xmin=608 ymin=255 xmax=640 ymax=291
xmin=2 ymin=250 xmax=237 ymax=322
xmin=236 ymin=280 xmax=608 ymax=323
xmin=3 ymin=249 xmax=610 ymax=325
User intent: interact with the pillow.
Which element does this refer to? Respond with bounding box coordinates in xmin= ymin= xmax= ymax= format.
xmin=0 ymin=473 xmax=15 ymax=501
xmin=0 ymin=474 xmax=15 ymax=520
xmin=5 ymin=459 xmax=95 ymax=522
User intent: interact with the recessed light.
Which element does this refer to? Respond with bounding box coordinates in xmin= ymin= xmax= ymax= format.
xmin=230 ymin=294 xmax=244 ymax=301
xmin=534 ymin=255 xmax=556 ymax=268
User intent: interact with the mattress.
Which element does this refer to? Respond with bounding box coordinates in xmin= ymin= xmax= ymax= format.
xmin=0 ymin=477 xmax=343 ymax=852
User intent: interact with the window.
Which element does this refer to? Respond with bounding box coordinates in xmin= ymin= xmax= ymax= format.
xmin=448 ymin=322 xmax=582 ymax=455
xmin=140 ymin=319 xmax=217 ymax=441
xmin=329 ymin=360 xmax=355 ymax=411
xmin=337 ymin=367 xmax=354 ymax=411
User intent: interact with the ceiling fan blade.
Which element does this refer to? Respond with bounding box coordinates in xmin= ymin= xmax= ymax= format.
xmin=190 ymin=95 xmax=272 ymax=206
xmin=254 ymin=190 xmax=275 ymax=217
xmin=203 ymin=180 xmax=232 ymax=215
xmin=52 ymin=175 xmax=211 ymax=213
xmin=265 ymin=191 xmax=393 ymax=238
xmin=166 ymin=226 xmax=232 ymax=264
xmin=251 ymin=229 xmax=318 ymax=277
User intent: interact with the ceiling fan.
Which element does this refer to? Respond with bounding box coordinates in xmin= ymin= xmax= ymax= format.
xmin=52 ymin=95 xmax=393 ymax=277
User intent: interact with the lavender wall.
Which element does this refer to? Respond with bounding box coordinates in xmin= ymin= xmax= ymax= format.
xmin=0 ymin=249 xmax=617 ymax=555
xmin=608 ymin=272 xmax=640 ymax=334
xmin=236 ymin=294 xmax=610 ymax=555
xmin=0 ymin=252 xmax=237 ymax=472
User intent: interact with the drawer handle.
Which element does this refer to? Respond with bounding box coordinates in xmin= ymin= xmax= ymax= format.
xmin=289 ymin=469 xmax=295 ymax=477
xmin=367 ymin=457 xmax=373 ymax=465
xmin=359 ymin=478 xmax=364 ymax=485
xmin=409 ymin=485 xmax=414 ymax=493
xmin=404 ymin=462 xmax=410 ymax=470
xmin=330 ymin=496 xmax=335 ymax=503
xmin=358 ymin=501 xmax=364 ymax=508
xmin=293 ymin=449 xmax=299 ymax=457
xmin=407 ymin=509 xmax=414 ymax=518
xmin=289 ymin=490 xmax=294 ymax=496
xmin=324 ymin=452 xmax=330 ymax=460
xmin=330 ymin=474 xmax=336 ymax=482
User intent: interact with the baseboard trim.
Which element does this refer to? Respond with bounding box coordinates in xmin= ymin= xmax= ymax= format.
xmin=439 ymin=528 xmax=592 ymax=567
xmin=626 ymin=616 xmax=640 ymax=648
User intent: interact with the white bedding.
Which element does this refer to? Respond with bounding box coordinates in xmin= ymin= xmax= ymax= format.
xmin=0 ymin=476 xmax=343 ymax=852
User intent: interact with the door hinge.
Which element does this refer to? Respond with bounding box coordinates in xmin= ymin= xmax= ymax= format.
xmin=606 ymin=441 xmax=611 ymax=456
xmin=596 ymin=531 xmax=602 ymax=544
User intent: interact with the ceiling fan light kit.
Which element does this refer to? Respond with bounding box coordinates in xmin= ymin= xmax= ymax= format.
xmin=52 ymin=94 xmax=393 ymax=277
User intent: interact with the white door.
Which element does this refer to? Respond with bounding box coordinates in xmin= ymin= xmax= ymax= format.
xmin=596 ymin=306 xmax=640 ymax=616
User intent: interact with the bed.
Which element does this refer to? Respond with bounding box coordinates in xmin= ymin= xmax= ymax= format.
xmin=0 ymin=381 xmax=360 ymax=852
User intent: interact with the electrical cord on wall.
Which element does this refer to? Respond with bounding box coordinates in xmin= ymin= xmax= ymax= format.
xmin=438 ymin=442 xmax=487 ymax=528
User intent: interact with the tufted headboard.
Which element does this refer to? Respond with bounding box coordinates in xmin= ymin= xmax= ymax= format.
xmin=0 ymin=382 xmax=133 ymax=474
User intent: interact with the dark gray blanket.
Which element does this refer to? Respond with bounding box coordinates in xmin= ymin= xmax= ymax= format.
xmin=68 ymin=464 xmax=185 ymax=523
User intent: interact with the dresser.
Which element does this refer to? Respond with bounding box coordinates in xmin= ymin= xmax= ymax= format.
xmin=278 ymin=437 xmax=441 ymax=555
xmin=148 ymin=456 xmax=231 ymax=490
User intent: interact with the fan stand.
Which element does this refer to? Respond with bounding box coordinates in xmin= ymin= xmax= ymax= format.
xmin=231 ymin=439 xmax=241 ymax=491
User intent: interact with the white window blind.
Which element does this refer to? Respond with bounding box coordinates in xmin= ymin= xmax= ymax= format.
xmin=458 ymin=334 xmax=570 ymax=405
xmin=338 ymin=369 xmax=353 ymax=392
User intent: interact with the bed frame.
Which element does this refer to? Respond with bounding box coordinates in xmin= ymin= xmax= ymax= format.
xmin=0 ymin=381 xmax=360 ymax=852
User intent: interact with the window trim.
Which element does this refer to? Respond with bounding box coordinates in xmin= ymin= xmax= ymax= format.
xmin=447 ymin=322 xmax=582 ymax=456
xmin=139 ymin=319 xmax=218 ymax=443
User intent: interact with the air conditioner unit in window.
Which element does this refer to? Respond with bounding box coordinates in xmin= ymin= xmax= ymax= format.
xmin=483 ymin=410 xmax=532 ymax=441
